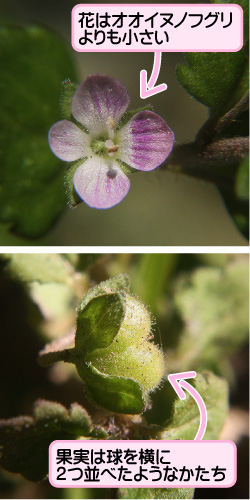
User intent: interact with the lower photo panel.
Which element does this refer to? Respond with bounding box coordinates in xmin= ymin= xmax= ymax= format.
xmin=0 ymin=253 xmax=248 ymax=500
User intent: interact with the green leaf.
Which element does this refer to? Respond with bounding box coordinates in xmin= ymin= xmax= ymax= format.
xmin=33 ymin=400 xmax=92 ymax=436
xmin=0 ymin=400 xmax=92 ymax=481
xmin=75 ymin=293 xmax=126 ymax=353
xmin=118 ymin=487 xmax=194 ymax=499
xmin=2 ymin=253 xmax=75 ymax=285
xmin=161 ymin=372 xmax=229 ymax=440
xmin=176 ymin=0 xmax=249 ymax=117
xmin=0 ymin=26 xmax=76 ymax=238
xmin=81 ymin=362 xmax=145 ymax=414
xmin=176 ymin=51 xmax=248 ymax=115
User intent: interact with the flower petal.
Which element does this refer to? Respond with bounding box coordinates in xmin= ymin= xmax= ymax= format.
xmin=117 ymin=110 xmax=174 ymax=171
xmin=73 ymin=158 xmax=130 ymax=209
xmin=71 ymin=74 xmax=130 ymax=137
xmin=48 ymin=120 xmax=91 ymax=161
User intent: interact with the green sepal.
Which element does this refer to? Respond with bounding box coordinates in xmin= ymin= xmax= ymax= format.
xmin=117 ymin=159 xmax=138 ymax=176
xmin=75 ymin=293 xmax=126 ymax=354
xmin=78 ymin=274 xmax=130 ymax=312
xmin=64 ymin=158 xmax=87 ymax=207
xmin=79 ymin=362 xmax=146 ymax=414
xmin=60 ymin=78 xmax=89 ymax=133
xmin=117 ymin=104 xmax=154 ymax=130
xmin=60 ymin=79 xmax=78 ymax=120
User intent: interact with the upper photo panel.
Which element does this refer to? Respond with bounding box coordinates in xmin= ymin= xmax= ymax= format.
xmin=0 ymin=0 xmax=249 ymax=246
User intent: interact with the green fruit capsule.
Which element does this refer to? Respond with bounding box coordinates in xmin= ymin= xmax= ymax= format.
xmin=39 ymin=275 xmax=164 ymax=415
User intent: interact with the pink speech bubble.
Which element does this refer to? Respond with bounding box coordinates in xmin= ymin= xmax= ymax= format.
xmin=72 ymin=4 xmax=243 ymax=52
xmin=49 ymin=440 xmax=237 ymax=488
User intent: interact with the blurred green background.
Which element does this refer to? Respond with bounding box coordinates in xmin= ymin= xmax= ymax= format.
xmin=0 ymin=0 xmax=248 ymax=246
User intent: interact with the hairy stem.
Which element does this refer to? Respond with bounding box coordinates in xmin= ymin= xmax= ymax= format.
xmin=37 ymin=348 xmax=75 ymax=367
xmin=165 ymin=138 xmax=248 ymax=191
xmin=197 ymin=90 xmax=249 ymax=143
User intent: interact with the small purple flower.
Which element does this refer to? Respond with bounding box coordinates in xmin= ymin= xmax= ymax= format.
xmin=49 ymin=74 xmax=174 ymax=209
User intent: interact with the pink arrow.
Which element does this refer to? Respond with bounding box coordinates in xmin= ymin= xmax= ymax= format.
xmin=140 ymin=52 xmax=167 ymax=99
xmin=168 ymin=371 xmax=207 ymax=441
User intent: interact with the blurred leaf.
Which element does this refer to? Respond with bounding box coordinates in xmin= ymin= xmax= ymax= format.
xmin=161 ymin=372 xmax=228 ymax=440
xmin=75 ymin=293 xmax=126 ymax=353
xmin=236 ymin=156 xmax=249 ymax=201
xmin=131 ymin=254 xmax=177 ymax=315
xmin=0 ymin=400 xmax=92 ymax=481
xmin=65 ymin=253 xmax=103 ymax=271
xmin=211 ymin=0 xmax=249 ymax=44
xmin=2 ymin=253 xmax=75 ymax=285
xmin=172 ymin=259 xmax=249 ymax=372
xmin=176 ymin=1 xmax=249 ymax=117
xmin=0 ymin=26 xmax=76 ymax=238
xmin=118 ymin=487 xmax=194 ymax=499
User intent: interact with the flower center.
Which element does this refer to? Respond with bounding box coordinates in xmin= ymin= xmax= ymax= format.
xmin=90 ymin=137 xmax=119 ymax=157
xmin=91 ymin=116 xmax=119 ymax=158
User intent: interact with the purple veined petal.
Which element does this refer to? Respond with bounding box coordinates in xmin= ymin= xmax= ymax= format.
xmin=71 ymin=74 xmax=130 ymax=137
xmin=73 ymin=157 xmax=130 ymax=209
xmin=117 ymin=110 xmax=175 ymax=171
xmin=48 ymin=120 xmax=91 ymax=162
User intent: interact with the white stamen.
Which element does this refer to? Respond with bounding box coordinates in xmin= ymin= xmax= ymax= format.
xmin=105 ymin=139 xmax=119 ymax=157
xmin=106 ymin=116 xmax=115 ymax=140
